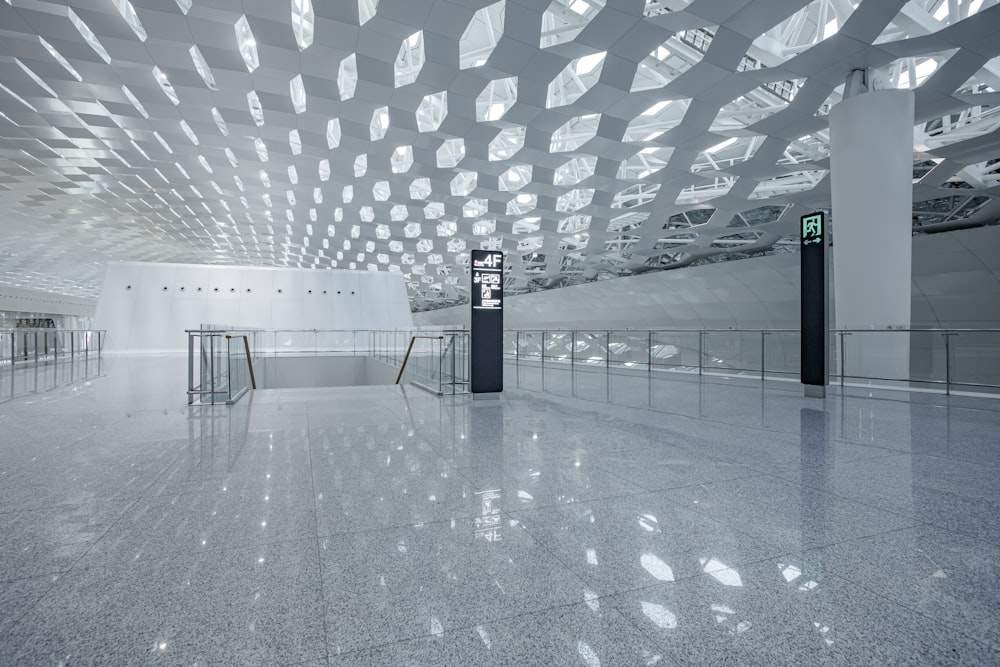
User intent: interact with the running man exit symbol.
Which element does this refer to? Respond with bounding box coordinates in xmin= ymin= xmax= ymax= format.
xmin=801 ymin=213 xmax=823 ymax=246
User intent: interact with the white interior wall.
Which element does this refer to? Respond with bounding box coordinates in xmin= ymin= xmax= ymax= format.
xmin=0 ymin=286 xmax=96 ymax=323
xmin=94 ymin=262 xmax=413 ymax=352
xmin=414 ymin=226 xmax=1000 ymax=330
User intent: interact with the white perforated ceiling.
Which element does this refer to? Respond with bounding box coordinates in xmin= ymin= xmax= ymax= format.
xmin=1 ymin=0 xmax=998 ymax=309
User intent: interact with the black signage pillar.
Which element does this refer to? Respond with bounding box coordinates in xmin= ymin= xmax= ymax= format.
xmin=800 ymin=212 xmax=828 ymax=397
xmin=470 ymin=249 xmax=503 ymax=395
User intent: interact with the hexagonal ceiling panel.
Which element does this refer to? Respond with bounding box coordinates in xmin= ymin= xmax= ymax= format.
xmin=1 ymin=0 xmax=999 ymax=309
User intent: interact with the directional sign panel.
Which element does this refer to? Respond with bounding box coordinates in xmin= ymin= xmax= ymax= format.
xmin=471 ymin=250 xmax=504 ymax=394
xmin=800 ymin=212 xmax=828 ymax=394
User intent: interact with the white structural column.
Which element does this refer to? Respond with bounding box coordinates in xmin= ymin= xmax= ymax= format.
xmin=829 ymin=86 xmax=915 ymax=380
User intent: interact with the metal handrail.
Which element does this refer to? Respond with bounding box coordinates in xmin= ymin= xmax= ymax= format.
xmin=505 ymin=327 xmax=1000 ymax=396
xmin=226 ymin=335 xmax=257 ymax=390
xmin=395 ymin=336 xmax=444 ymax=385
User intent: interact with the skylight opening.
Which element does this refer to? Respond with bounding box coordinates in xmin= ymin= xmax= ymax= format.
xmin=68 ymin=8 xmax=112 ymax=64
xmin=459 ymin=1 xmax=505 ymax=69
xmin=411 ymin=178 xmax=432 ymax=199
xmin=326 ymin=119 xmax=341 ymax=148
xmin=416 ymin=91 xmax=448 ymax=132
xmin=546 ymin=52 xmax=605 ymax=107
xmin=291 ymin=0 xmax=315 ymax=51
xmin=113 ymin=0 xmax=147 ymax=42
xmin=175 ymin=0 xmax=192 ymax=14
xmin=179 ymin=120 xmax=199 ymax=145
xmin=424 ymin=202 xmax=445 ymax=218
xmin=437 ymin=138 xmax=466 ymax=168
xmin=370 ymin=107 xmax=390 ymax=141
xmin=39 ymin=37 xmax=81 ymax=82
xmin=154 ymin=131 xmax=173 ymax=154
xmin=489 ymin=126 xmax=526 ymax=160
xmin=235 ymin=15 xmax=260 ymax=73
xmin=210 ymin=107 xmax=229 ymax=136
xmin=254 ymin=137 xmax=269 ymax=162
xmin=359 ymin=0 xmax=378 ymax=25
xmin=549 ymin=113 xmax=600 ymax=152
xmin=259 ymin=169 xmax=271 ymax=188
xmin=338 ymin=54 xmax=358 ymax=100
xmin=394 ymin=31 xmax=425 ymax=87
xmin=186 ymin=46 xmax=218 ymax=90
xmin=343 ymin=185 xmax=353 ymax=203
xmin=554 ymin=155 xmax=596 ymax=186
xmin=198 ymin=155 xmax=213 ymax=174
xmin=288 ymin=166 xmax=298 ymax=185
xmin=437 ymin=220 xmax=457 ymax=237
xmin=451 ymin=171 xmax=477 ymax=196
xmin=289 ymin=129 xmax=302 ymax=155
xmin=476 ymin=77 xmax=518 ymax=121
xmin=499 ymin=165 xmax=532 ymax=191
xmin=391 ymin=205 xmax=407 ymax=221
xmin=289 ymin=74 xmax=307 ymax=114
xmin=153 ymin=67 xmax=180 ymax=104
xmin=225 ymin=147 xmax=238 ymax=167
xmin=319 ymin=159 xmax=330 ymax=181
xmin=391 ymin=145 xmax=414 ymax=173
xmin=507 ymin=193 xmax=537 ymax=216
xmin=354 ymin=154 xmax=368 ymax=177
xmin=541 ymin=0 xmax=605 ymax=48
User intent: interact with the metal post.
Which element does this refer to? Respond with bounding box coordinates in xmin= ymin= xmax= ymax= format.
xmin=209 ymin=333 xmax=216 ymax=405
xmin=606 ymin=330 xmax=611 ymax=400
xmin=515 ymin=330 xmax=520 ymax=387
xmin=70 ymin=331 xmax=74 ymax=358
xmin=760 ymin=331 xmax=766 ymax=382
xmin=541 ymin=330 xmax=546 ymax=392
xmin=648 ymin=331 xmax=653 ymax=377
xmin=944 ymin=331 xmax=952 ymax=396
xmin=839 ymin=331 xmax=847 ymax=388
xmin=188 ymin=332 xmax=195 ymax=405
xmin=571 ymin=330 xmax=576 ymax=396
xmin=34 ymin=331 xmax=38 ymax=362
xmin=698 ymin=331 xmax=704 ymax=376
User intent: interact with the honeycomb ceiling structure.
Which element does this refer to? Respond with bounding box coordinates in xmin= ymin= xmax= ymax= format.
xmin=1 ymin=0 xmax=999 ymax=310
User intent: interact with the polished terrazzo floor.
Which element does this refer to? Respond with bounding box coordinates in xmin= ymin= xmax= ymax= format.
xmin=1 ymin=355 xmax=999 ymax=665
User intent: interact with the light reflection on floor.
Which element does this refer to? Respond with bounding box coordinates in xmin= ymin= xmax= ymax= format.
xmin=0 ymin=354 xmax=998 ymax=664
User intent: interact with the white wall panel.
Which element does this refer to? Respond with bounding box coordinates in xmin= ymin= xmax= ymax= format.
xmin=414 ymin=226 xmax=1000 ymax=331
xmin=95 ymin=263 xmax=413 ymax=352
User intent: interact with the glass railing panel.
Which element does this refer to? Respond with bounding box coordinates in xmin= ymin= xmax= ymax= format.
xmin=763 ymin=330 xmax=800 ymax=378
xmin=949 ymin=330 xmax=1000 ymax=390
xmin=609 ymin=331 xmax=650 ymax=370
xmin=702 ymin=330 xmax=761 ymax=375
xmin=649 ymin=331 xmax=699 ymax=372
xmin=841 ymin=330 xmax=912 ymax=385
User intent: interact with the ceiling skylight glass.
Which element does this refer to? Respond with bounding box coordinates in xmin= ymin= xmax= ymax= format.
xmin=113 ymin=0 xmax=148 ymax=42
xmin=489 ymin=126 xmax=526 ymax=161
xmin=291 ymin=0 xmax=315 ymax=51
xmin=290 ymin=74 xmax=307 ymax=113
xmin=247 ymin=91 xmax=265 ymax=126
xmin=416 ymin=91 xmax=447 ymax=132
xmin=459 ymin=1 xmax=504 ymax=69
xmin=235 ymin=16 xmax=260 ymax=73
xmin=68 ymin=8 xmax=112 ymax=64
xmin=339 ymin=54 xmax=358 ymax=100
xmin=39 ymin=37 xmax=81 ymax=82
xmin=476 ymin=77 xmax=518 ymax=121
xmin=395 ymin=31 xmax=425 ymax=87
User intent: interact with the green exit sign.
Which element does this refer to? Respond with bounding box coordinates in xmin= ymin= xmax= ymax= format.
xmin=801 ymin=212 xmax=824 ymax=246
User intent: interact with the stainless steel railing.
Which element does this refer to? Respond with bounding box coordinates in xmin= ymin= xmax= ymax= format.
xmin=505 ymin=328 xmax=1000 ymax=396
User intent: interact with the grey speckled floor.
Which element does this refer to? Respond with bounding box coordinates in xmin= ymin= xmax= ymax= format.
xmin=1 ymin=355 xmax=999 ymax=665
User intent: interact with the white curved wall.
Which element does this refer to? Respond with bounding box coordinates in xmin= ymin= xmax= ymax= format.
xmin=414 ymin=225 xmax=1000 ymax=331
